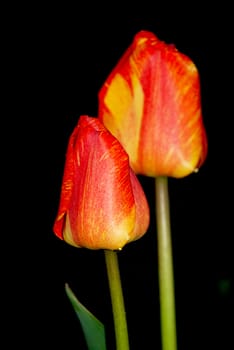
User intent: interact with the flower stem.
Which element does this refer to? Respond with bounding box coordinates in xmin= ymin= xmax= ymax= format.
xmin=104 ymin=249 xmax=130 ymax=350
xmin=155 ymin=176 xmax=177 ymax=350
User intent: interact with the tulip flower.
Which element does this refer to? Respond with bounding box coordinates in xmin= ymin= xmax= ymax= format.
xmin=98 ymin=30 xmax=208 ymax=178
xmin=98 ymin=30 xmax=209 ymax=350
xmin=53 ymin=115 xmax=149 ymax=250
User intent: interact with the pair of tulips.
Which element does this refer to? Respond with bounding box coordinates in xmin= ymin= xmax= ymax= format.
xmin=53 ymin=30 xmax=208 ymax=250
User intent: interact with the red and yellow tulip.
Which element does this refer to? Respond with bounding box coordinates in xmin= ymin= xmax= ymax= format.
xmin=53 ymin=115 xmax=150 ymax=250
xmin=98 ymin=30 xmax=208 ymax=178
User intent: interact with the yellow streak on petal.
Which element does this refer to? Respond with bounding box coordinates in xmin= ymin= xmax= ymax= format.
xmin=104 ymin=74 xmax=132 ymax=126
xmin=103 ymin=73 xmax=144 ymax=167
xmin=129 ymin=73 xmax=144 ymax=164
xmin=63 ymin=214 xmax=81 ymax=248
xmin=135 ymin=36 xmax=149 ymax=46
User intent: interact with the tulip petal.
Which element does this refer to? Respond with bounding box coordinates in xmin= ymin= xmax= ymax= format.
xmin=53 ymin=129 xmax=76 ymax=239
xmin=129 ymin=169 xmax=150 ymax=239
xmin=99 ymin=31 xmax=208 ymax=178
xmin=53 ymin=116 xmax=149 ymax=249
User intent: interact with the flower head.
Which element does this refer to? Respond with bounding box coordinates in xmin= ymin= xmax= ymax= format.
xmin=98 ymin=30 xmax=208 ymax=178
xmin=53 ymin=115 xmax=149 ymax=250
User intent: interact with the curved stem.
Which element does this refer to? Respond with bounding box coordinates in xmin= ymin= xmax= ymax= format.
xmin=155 ymin=176 xmax=177 ymax=350
xmin=104 ymin=249 xmax=130 ymax=350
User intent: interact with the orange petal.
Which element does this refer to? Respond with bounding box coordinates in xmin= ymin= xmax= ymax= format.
xmin=53 ymin=116 xmax=149 ymax=249
xmin=99 ymin=30 xmax=208 ymax=178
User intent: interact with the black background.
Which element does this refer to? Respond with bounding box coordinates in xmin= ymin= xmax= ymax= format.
xmin=7 ymin=3 xmax=233 ymax=349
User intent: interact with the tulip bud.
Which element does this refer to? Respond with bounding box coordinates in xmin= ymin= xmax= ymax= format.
xmin=98 ymin=30 xmax=208 ymax=178
xmin=53 ymin=116 xmax=150 ymax=250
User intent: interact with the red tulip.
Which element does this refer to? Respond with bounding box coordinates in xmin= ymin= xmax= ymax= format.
xmin=53 ymin=115 xmax=150 ymax=250
xmin=98 ymin=30 xmax=208 ymax=178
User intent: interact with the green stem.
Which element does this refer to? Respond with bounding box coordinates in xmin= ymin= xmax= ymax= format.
xmin=104 ymin=249 xmax=130 ymax=350
xmin=155 ymin=176 xmax=177 ymax=350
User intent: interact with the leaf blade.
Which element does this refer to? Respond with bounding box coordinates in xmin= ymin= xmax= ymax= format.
xmin=65 ymin=283 xmax=107 ymax=350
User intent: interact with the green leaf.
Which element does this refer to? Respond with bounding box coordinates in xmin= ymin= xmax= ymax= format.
xmin=65 ymin=283 xmax=107 ymax=350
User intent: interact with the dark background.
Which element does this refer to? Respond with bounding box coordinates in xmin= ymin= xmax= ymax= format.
xmin=7 ymin=3 xmax=233 ymax=349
